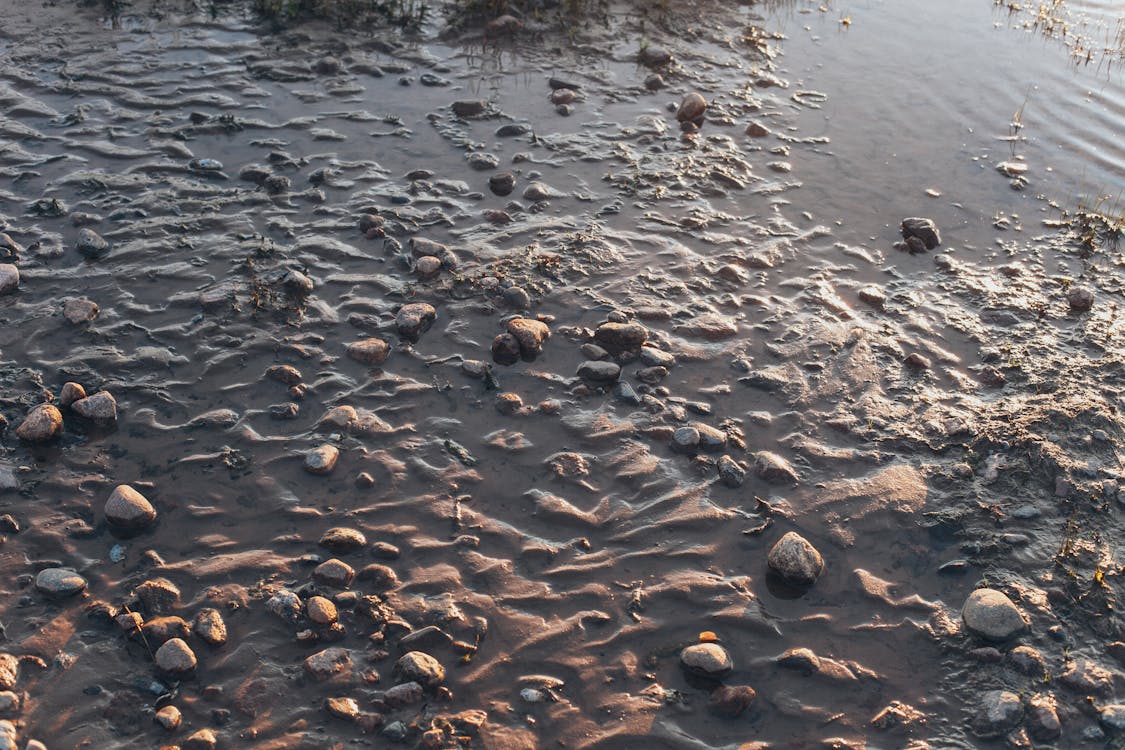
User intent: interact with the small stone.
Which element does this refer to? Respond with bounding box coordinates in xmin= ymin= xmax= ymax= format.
xmin=1008 ymin=645 xmax=1047 ymax=678
xmin=267 ymin=590 xmax=302 ymax=624
xmin=320 ymin=527 xmax=366 ymax=552
xmin=1099 ymin=704 xmax=1125 ymax=733
xmin=105 ymin=485 xmax=157 ymax=530
xmin=193 ymin=608 xmax=228 ymax=646
xmin=395 ymin=651 xmax=445 ymax=688
xmin=858 ymin=286 xmax=886 ymax=309
xmin=58 ymin=382 xmax=86 ymax=408
xmin=452 ymin=100 xmax=487 ymax=118
xmin=307 ymin=596 xmax=338 ymax=625
xmin=325 ymin=696 xmax=360 ymax=720
xmin=962 ymin=589 xmax=1027 ymax=641
xmin=594 ymin=321 xmax=648 ymax=351
xmin=346 ymin=338 xmax=390 ymax=366
xmin=314 ymin=559 xmax=356 ymax=589
xmin=15 ymin=404 xmax=63 ymax=443
xmin=695 ymin=424 xmax=727 ymax=452
xmin=489 ymin=172 xmax=515 ymax=196
xmin=64 ymin=298 xmax=99 ymax=324
xmin=415 ymin=256 xmax=442 ymax=278
xmin=638 ymin=347 xmax=675 ymax=368
xmin=154 ymin=705 xmax=182 ymax=731
xmin=506 ymin=318 xmax=550 ymax=359
xmin=503 ymin=286 xmax=531 ymax=309
xmin=767 ymin=532 xmax=823 ymax=586
xmin=35 ymin=568 xmax=87 ymax=597
xmin=154 ymin=638 xmax=197 ymax=676
xmin=371 ymin=542 xmax=401 ymax=560
xmin=717 ymin=456 xmax=746 ymax=488
xmin=1067 ymin=286 xmax=1095 ymax=312
xmin=0 ymin=656 xmax=16 ymax=690
xmin=0 ymin=722 xmax=17 ymax=750
xmin=644 ymin=73 xmax=665 ymax=90
xmin=709 ymin=685 xmax=756 ymax=717
xmin=1027 ymin=694 xmax=1060 ymax=741
xmin=141 ymin=616 xmax=191 ymax=645
xmin=71 ymin=390 xmax=117 ymax=426
xmin=76 ymin=228 xmax=110 ymax=259
xmin=0 ymin=691 xmax=19 ymax=717
xmin=359 ymin=564 xmax=400 ymax=591
xmin=971 ymin=690 xmax=1023 ymax=739
xmin=384 ymin=681 xmax=425 ymax=707
xmin=904 ymin=352 xmax=931 ymax=370
xmin=396 ymin=303 xmax=437 ymax=342
xmin=134 ymin=578 xmax=181 ymax=614
xmin=305 ymin=648 xmax=352 ymax=681
xmin=495 ymin=392 xmax=523 ymax=416
xmin=753 ymin=451 xmax=799 ymax=483
xmin=901 ymin=218 xmax=941 ymax=250
xmin=670 ymin=427 xmax=701 ymax=455
xmin=0 ymin=265 xmax=17 ymax=295
xmin=305 ymin=445 xmax=340 ymax=475
xmin=777 ymin=647 xmax=820 ymax=674
xmin=680 ymin=643 xmax=733 ymax=679
xmin=745 ymin=121 xmax=770 ymax=137
xmin=522 ymin=182 xmax=556 ymax=202
xmin=491 ymin=333 xmax=521 ymax=366
xmin=264 ymin=174 xmax=291 ymax=195
xmin=577 ymin=361 xmax=621 ymax=383
xmin=266 ymin=365 xmax=302 ymax=385
xmin=315 ymin=55 xmax=342 ymax=75
xmin=183 ymin=728 xmax=218 ymax=750
xmin=399 ymin=626 xmax=452 ymax=653
xmin=639 ymin=45 xmax=672 ymax=67
xmin=676 ymin=93 xmax=707 ymax=123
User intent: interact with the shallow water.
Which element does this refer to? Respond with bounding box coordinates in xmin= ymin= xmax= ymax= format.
xmin=0 ymin=1 xmax=1123 ymax=749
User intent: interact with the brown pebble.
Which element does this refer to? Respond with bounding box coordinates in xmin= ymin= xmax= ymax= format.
xmin=154 ymin=638 xmax=197 ymax=677
xmin=709 ymin=685 xmax=756 ymax=717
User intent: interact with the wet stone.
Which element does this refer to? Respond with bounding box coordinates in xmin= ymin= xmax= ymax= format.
xmin=468 ymin=152 xmax=499 ymax=170
xmin=385 ymin=681 xmax=425 ymax=708
xmin=581 ymin=343 xmax=609 ymax=361
xmin=59 ymin=382 xmax=86 ymax=408
xmin=193 ymin=608 xmax=228 ymax=646
xmin=134 ymin=578 xmax=181 ymax=614
xmin=901 ymin=217 xmax=941 ymax=250
xmin=307 ymin=596 xmax=338 ymax=625
xmin=745 ymin=121 xmax=771 ymax=137
xmin=154 ymin=638 xmax=197 ymax=676
xmin=0 ymin=265 xmax=17 ymax=295
xmin=671 ymin=427 xmax=700 ymax=455
xmin=395 ymin=651 xmax=445 ymax=688
xmin=962 ymin=588 xmax=1027 ymax=641
xmin=971 ymin=690 xmax=1023 ymax=739
xmin=0 ymin=656 xmax=16 ymax=691
xmin=1100 ymin=704 xmax=1125 ymax=733
xmin=326 ymin=696 xmax=360 ymax=720
xmin=396 ymin=303 xmax=437 ymax=342
xmin=1008 ymin=645 xmax=1047 ymax=678
xmin=359 ymin=563 xmax=399 ymax=591
xmin=371 ymin=541 xmax=401 ymax=560
xmin=0 ymin=722 xmax=16 ymax=750
xmin=767 ymin=532 xmax=823 ymax=586
xmin=76 ymin=228 xmax=110 ymax=259
xmin=969 ymin=647 xmax=1003 ymax=663
xmin=645 ymin=73 xmax=665 ymax=90
xmin=503 ymin=286 xmax=531 ymax=309
xmin=522 ymin=182 xmax=556 ymax=202
xmin=305 ymin=647 xmax=352 ymax=681
xmin=346 ymin=338 xmax=390 ymax=366
xmin=0 ymin=692 xmax=18 ymax=717
xmin=64 ymin=297 xmax=99 ymax=324
xmin=778 ymin=647 xmax=819 ymax=674
xmin=696 ymin=424 xmax=727 ymax=452
xmin=639 ymin=44 xmax=673 ymax=67
xmin=1059 ymin=658 xmax=1115 ymax=697
xmin=1027 ymin=694 xmax=1061 ymax=741
xmin=266 ymin=365 xmax=302 ymax=385
xmin=491 ymin=333 xmax=522 ymax=366
xmin=594 ymin=321 xmax=648 ymax=351
xmin=399 ymin=625 xmax=452 ymax=653
xmin=495 ymin=123 xmax=530 ymax=137
xmin=71 ymin=390 xmax=117 ymax=425
xmin=267 ymin=590 xmax=302 ymax=624
xmin=577 ymin=361 xmax=621 ymax=383
xmin=452 ymin=100 xmax=487 ymax=117
xmin=15 ymin=404 xmax=63 ymax=443
xmin=1067 ymin=286 xmax=1095 ymax=312
xmin=415 ymin=256 xmax=442 ymax=277
xmin=638 ymin=347 xmax=675 ymax=368
xmin=305 ymin=445 xmax=340 ymax=475
xmin=314 ymin=559 xmax=356 ymax=589
xmin=141 ymin=616 xmax=191 ymax=645
xmin=718 ymin=456 xmax=746 ymax=488
xmin=320 ymin=527 xmax=366 ymax=552
xmin=35 ymin=568 xmax=87 ymax=597
xmin=680 ymin=643 xmax=733 ymax=679
xmin=753 ymin=451 xmax=799 ymax=483
xmin=709 ymin=685 xmax=756 ymax=718
xmin=154 ymin=705 xmax=181 ymax=731
xmin=507 ymin=318 xmax=550 ymax=359
xmin=105 ymin=484 xmax=156 ymax=530
xmin=183 ymin=728 xmax=218 ymax=750
xmin=495 ymin=392 xmax=523 ymax=415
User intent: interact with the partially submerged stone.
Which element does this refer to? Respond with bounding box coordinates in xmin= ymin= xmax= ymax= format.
xmin=15 ymin=404 xmax=63 ymax=443
xmin=104 ymin=484 xmax=157 ymax=530
xmin=680 ymin=643 xmax=733 ymax=679
xmin=35 ymin=568 xmax=87 ymax=597
xmin=305 ymin=445 xmax=340 ymax=475
xmin=346 ymin=338 xmax=390 ymax=366
xmin=962 ymin=588 xmax=1027 ymax=641
xmin=767 ymin=532 xmax=823 ymax=586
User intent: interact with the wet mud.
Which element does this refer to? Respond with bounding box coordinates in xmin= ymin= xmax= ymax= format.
xmin=0 ymin=0 xmax=1124 ymax=748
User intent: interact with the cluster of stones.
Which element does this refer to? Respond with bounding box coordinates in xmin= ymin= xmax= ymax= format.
xmin=12 ymin=382 xmax=118 ymax=444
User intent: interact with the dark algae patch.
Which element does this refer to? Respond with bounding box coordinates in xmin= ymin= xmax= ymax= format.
xmin=0 ymin=0 xmax=1124 ymax=748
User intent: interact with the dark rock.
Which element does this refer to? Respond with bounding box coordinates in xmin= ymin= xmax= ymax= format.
xmin=141 ymin=616 xmax=191 ymax=645
xmin=577 ymin=361 xmax=621 ymax=383
xmin=1027 ymin=694 xmax=1061 ymax=741
xmin=901 ymin=218 xmax=941 ymax=250
xmin=314 ymin=559 xmax=356 ymax=589
xmin=320 ymin=527 xmax=367 ymax=552
xmin=717 ymin=456 xmax=746 ymax=487
xmin=676 ymin=93 xmax=707 ymax=123
xmin=358 ymin=564 xmax=399 ymax=591
xmin=183 ymin=728 xmax=218 ymax=750
xmin=594 ymin=322 xmax=648 ymax=351
xmin=777 ymin=647 xmax=819 ymax=674
xmin=709 ymin=685 xmax=756 ymax=717
xmin=670 ymin=427 xmax=700 ymax=455
xmin=105 ymin=485 xmax=156 ymax=530
xmin=304 ymin=648 xmax=352 ymax=681
xmin=971 ymin=690 xmax=1023 ymax=739
xmin=133 ymin=577 xmax=181 ymax=614
xmin=266 ymin=365 xmax=302 ymax=385
xmin=507 ymin=318 xmax=550 ymax=359
xmin=346 ymin=338 xmax=390 ymax=366
xmin=452 ymin=100 xmax=487 ymax=118
xmin=0 ymin=265 xmax=17 ymax=295
xmin=63 ymin=297 xmax=99 ymax=324
xmin=639 ymin=45 xmax=672 ymax=67
xmin=76 ymin=228 xmax=110 ymax=259
xmin=1059 ymin=658 xmax=1114 ymax=697
xmin=745 ymin=121 xmax=770 ymax=137
xmin=394 ymin=651 xmax=445 ymax=687
xmin=753 ymin=451 xmax=799 ymax=483
xmin=1067 ymin=286 xmax=1095 ymax=312
xmin=767 ymin=532 xmax=823 ymax=586
xmin=193 ymin=608 xmax=228 ymax=646
xmin=492 ymin=333 xmax=521 ymax=366
xmin=489 ymin=172 xmax=516 ymax=196
xmin=35 ymin=568 xmax=87 ymax=597
xmin=396 ymin=303 xmax=437 ymax=342
xmin=1008 ymin=646 xmax=1047 ymax=678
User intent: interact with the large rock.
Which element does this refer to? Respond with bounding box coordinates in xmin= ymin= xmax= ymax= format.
xmin=104 ymin=484 xmax=157 ymax=530
xmin=970 ymin=690 xmax=1023 ymax=738
xmin=0 ymin=264 xmax=18 ymax=295
xmin=71 ymin=391 xmax=117 ymax=426
xmin=962 ymin=588 xmax=1027 ymax=641
xmin=680 ymin=643 xmax=733 ymax=679
xmin=767 ymin=532 xmax=823 ymax=586
xmin=15 ymin=404 xmax=63 ymax=443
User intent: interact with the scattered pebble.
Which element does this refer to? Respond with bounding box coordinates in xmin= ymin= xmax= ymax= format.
xmin=305 ymin=445 xmax=340 ymax=475
xmin=680 ymin=643 xmax=733 ymax=679
xmin=767 ymin=532 xmax=823 ymax=586
xmin=104 ymin=484 xmax=157 ymax=530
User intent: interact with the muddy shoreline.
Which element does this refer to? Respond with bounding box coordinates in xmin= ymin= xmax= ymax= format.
xmin=1 ymin=1 xmax=1124 ymax=748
